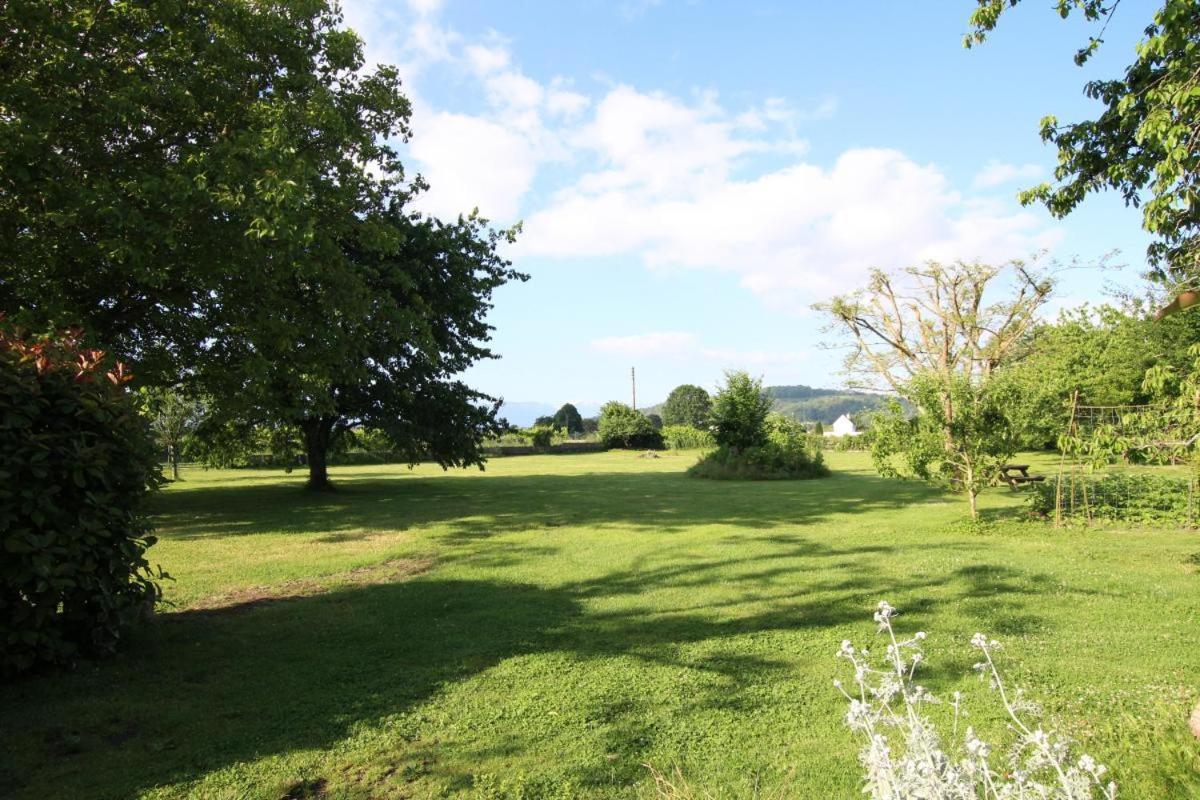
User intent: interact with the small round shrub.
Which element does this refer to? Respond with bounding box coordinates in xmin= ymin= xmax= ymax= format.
xmin=597 ymin=402 xmax=664 ymax=449
xmin=524 ymin=424 xmax=558 ymax=449
xmin=689 ymin=413 xmax=827 ymax=480
xmin=0 ymin=328 xmax=163 ymax=678
xmin=686 ymin=441 xmax=828 ymax=480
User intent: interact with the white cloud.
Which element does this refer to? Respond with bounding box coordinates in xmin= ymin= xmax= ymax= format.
xmin=406 ymin=0 xmax=443 ymax=17
xmin=522 ymin=147 xmax=1060 ymax=306
xmin=341 ymin=1 xmax=1060 ymax=308
xmin=590 ymin=331 xmax=806 ymax=367
xmin=464 ymin=43 xmax=510 ymax=74
xmin=341 ymin=0 xmax=457 ymax=75
xmin=408 ymin=112 xmax=541 ymax=220
xmin=972 ymin=160 xmax=1042 ymax=189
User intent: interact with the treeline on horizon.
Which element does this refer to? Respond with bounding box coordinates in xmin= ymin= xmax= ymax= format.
xmin=639 ymin=384 xmax=894 ymax=426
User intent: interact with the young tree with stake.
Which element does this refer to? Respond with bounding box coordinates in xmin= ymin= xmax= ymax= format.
xmin=820 ymin=259 xmax=1054 ymax=518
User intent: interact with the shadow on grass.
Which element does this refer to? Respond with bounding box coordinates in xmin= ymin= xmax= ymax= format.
xmin=0 ymin=548 xmax=1095 ymax=798
xmin=0 ymin=466 xmax=1101 ymax=797
xmin=152 ymin=467 xmax=949 ymax=544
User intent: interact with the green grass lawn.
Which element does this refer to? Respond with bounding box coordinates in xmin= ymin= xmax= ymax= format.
xmin=3 ymin=451 xmax=1199 ymax=799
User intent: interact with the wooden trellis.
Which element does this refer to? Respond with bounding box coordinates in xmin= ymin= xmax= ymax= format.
xmin=1054 ymin=392 xmax=1199 ymax=525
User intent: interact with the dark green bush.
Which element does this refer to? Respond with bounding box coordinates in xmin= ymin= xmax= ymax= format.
xmin=0 ymin=330 xmax=163 ymax=678
xmin=687 ymin=441 xmax=829 ymax=480
xmin=597 ymin=402 xmax=664 ymax=449
xmin=691 ymin=386 xmax=827 ymax=479
xmin=689 ymin=417 xmax=827 ymax=480
xmin=524 ymin=424 xmax=558 ymax=449
xmin=1028 ymin=472 xmax=1194 ymax=525
xmin=711 ymin=371 xmax=772 ymax=450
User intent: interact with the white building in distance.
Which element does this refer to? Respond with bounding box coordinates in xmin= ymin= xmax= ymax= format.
xmin=824 ymin=414 xmax=858 ymax=437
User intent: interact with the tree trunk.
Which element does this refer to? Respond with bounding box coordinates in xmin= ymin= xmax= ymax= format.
xmin=302 ymin=417 xmax=336 ymax=491
xmin=964 ymin=459 xmax=979 ymax=520
xmin=170 ymin=444 xmax=180 ymax=481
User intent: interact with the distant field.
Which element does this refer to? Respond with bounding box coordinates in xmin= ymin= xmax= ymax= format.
xmin=2 ymin=451 xmax=1199 ymax=798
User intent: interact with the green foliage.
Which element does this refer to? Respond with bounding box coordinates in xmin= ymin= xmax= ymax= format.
xmin=0 ymin=0 xmax=524 ymax=491
xmin=524 ymin=424 xmax=559 ymax=449
xmin=1001 ymin=305 xmax=1157 ymax=448
xmin=813 ymin=421 xmax=824 ymax=436
xmin=351 ymin=427 xmax=395 ymax=454
xmin=767 ymin=385 xmax=898 ymax=424
xmin=1029 ymin=472 xmax=1194 ymax=525
xmin=871 ymin=374 xmax=1022 ymax=518
xmin=690 ymin=377 xmax=828 ymax=480
xmin=139 ymin=388 xmax=205 ymax=480
xmin=551 ymin=404 xmax=584 ymax=435
xmin=2 ymin=453 xmax=1198 ymax=796
xmin=711 ymin=371 xmax=772 ymax=451
xmin=968 ymin=0 xmax=1200 ymax=288
xmin=0 ymin=0 xmax=411 ymax=380
xmin=822 ymin=260 xmax=1053 ymax=518
xmin=662 ymin=425 xmax=716 ymax=450
xmin=648 ymin=384 xmax=899 ymax=426
xmin=687 ymin=440 xmax=827 ymax=481
xmin=470 ymin=773 xmax=577 ymax=800
xmin=0 ymin=329 xmax=163 ymax=678
xmin=194 ymin=206 xmax=524 ymax=490
xmin=597 ymin=402 xmax=663 ymax=449
xmin=661 ymin=384 xmax=712 ymax=428
xmin=690 ymin=411 xmax=826 ymax=480
xmin=831 ymin=432 xmax=874 ymax=452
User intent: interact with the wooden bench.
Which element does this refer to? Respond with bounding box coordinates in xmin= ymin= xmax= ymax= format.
xmin=999 ymin=463 xmax=1046 ymax=489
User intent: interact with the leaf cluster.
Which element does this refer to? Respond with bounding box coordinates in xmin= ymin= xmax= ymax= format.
xmin=0 ymin=327 xmax=163 ymax=678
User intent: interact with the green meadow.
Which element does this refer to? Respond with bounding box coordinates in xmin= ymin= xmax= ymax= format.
xmin=3 ymin=451 xmax=1199 ymax=799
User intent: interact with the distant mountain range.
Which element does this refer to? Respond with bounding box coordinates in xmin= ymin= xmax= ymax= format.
xmin=501 ymin=383 xmax=897 ymax=429
xmin=499 ymin=385 xmax=893 ymax=428
xmin=761 ymin=385 xmax=896 ymax=425
xmin=638 ymin=384 xmax=894 ymax=425
xmin=497 ymin=401 xmax=602 ymax=428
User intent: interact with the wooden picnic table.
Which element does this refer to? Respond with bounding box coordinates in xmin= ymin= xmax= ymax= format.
xmin=999 ymin=463 xmax=1045 ymax=489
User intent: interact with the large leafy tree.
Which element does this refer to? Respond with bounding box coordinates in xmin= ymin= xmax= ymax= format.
xmin=661 ymin=384 xmax=713 ymax=428
xmin=195 ymin=209 xmax=522 ymax=488
xmin=0 ymin=1 xmax=409 ymax=378
xmin=552 ymin=403 xmax=584 ymax=434
xmin=0 ymin=1 xmax=524 ymax=489
xmin=966 ymin=1 xmax=1200 ymax=294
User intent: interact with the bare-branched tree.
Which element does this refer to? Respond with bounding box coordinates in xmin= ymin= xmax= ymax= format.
xmin=818 ymin=258 xmax=1056 ymax=518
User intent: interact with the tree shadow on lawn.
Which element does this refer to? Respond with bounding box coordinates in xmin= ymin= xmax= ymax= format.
xmin=0 ymin=551 xmax=1099 ymax=799
xmin=151 ymin=467 xmax=952 ymax=544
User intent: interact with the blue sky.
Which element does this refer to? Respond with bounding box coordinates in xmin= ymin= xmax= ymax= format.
xmin=342 ymin=0 xmax=1155 ymax=410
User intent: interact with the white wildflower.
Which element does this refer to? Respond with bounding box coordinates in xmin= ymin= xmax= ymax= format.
xmin=836 ymin=600 xmax=1117 ymax=800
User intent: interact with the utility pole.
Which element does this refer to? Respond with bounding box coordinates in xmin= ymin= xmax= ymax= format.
xmin=631 ymin=366 xmax=637 ymax=411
